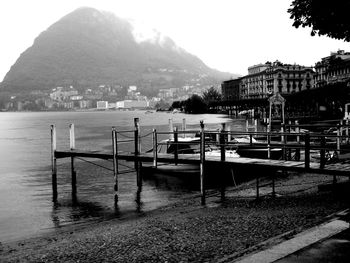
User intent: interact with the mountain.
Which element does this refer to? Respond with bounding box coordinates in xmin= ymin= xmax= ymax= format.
xmin=1 ymin=7 xmax=236 ymax=95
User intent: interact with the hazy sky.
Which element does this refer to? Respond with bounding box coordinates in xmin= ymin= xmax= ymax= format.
xmin=0 ymin=0 xmax=349 ymax=81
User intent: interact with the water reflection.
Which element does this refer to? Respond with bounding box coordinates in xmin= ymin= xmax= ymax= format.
xmin=0 ymin=112 xmax=252 ymax=241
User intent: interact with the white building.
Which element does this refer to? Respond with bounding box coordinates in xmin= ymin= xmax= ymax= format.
xmin=97 ymin=101 xmax=108 ymax=110
xmin=116 ymin=100 xmax=149 ymax=109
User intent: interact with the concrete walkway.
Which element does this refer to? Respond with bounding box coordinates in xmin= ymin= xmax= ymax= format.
xmin=234 ymin=215 xmax=349 ymax=263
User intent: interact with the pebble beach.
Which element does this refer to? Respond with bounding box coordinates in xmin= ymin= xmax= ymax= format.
xmin=1 ymin=171 xmax=349 ymax=262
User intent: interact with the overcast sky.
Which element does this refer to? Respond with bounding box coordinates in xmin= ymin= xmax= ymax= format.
xmin=0 ymin=0 xmax=349 ymax=81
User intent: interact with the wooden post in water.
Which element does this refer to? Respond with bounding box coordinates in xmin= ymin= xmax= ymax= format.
xmin=69 ymin=124 xmax=77 ymax=200
xmin=336 ymin=124 xmax=341 ymax=155
xmin=220 ymin=124 xmax=226 ymax=201
xmin=227 ymin=125 xmax=231 ymax=142
xmin=346 ymin=119 xmax=349 ymax=144
xmin=174 ymin=127 xmax=178 ymax=165
xmin=340 ymin=120 xmax=344 ymax=145
xmin=267 ymin=132 xmax=271 ymax=159
xmin=281 ymin=123 xmax=285 ymax=160
xmin=295 ymin=120 xmax=300 ymax=161
xmin=320 ymin=134 xmax=326 ymax=169
xmin=112 ymin=127 xmax=118 ymax=195
xmin=152 ymin=129 xmax=157 ymax=168
xmin=134 ymin=118 xmax=142 ymax=190
xmin=304 ymin=132 xmax=310 ymax=169
xmin=220 ymin=124 xmax=226 ymax=162
xmin=50 ymin=125 xmax=57 ymax=202
xmin=200 ymin=120 xmax=206 ymax=205
xmin=169 ymin=119 xmax=174 ymax=139
xmin=182 ymin=118 xmax=186 ymax=138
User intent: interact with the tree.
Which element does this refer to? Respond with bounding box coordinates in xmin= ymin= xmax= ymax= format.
xmin=155 ymin=100 xmax=171 ymax=111
xmin=202 ymin=87 xmax=221 ymax=105
xmin=288 ymin=0 xmax=350 ymax=42
xmin=184 ymin=94 xmax=207 ymax=114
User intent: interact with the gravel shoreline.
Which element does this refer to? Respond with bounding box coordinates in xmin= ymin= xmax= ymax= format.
xmin=1 ymin=172 xmax=349 ymax=262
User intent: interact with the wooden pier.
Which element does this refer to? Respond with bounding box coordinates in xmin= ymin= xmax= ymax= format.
xmin=51 ymin=118 xmax=350 ymax=205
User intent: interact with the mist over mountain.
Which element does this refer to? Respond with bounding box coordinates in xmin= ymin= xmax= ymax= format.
xmin=1 ymin=7 xmax=236 ymax=95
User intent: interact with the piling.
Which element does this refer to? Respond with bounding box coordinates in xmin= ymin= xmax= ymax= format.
xmin=267 ymin=132 xmax=271 ymax=159
xmin=69 ymin=123 xmax=77 ymax=200
xmin=320 ymin=135 xmax=326 ymax=169
xmin=174 ymin=126 xmax=178 ymax=165
xmin=50 ymin=125 xmax=57 ymax=202
xmin=337 ymin=124 xmax=341 ymax=155
xmin=112 ymin=127 xmax=118 ymax=194
xmin=295 ymin=120 xmax=301 ymax=160
xmin=134 ymin=118 xmax=142 ymax=191
xmin=182 ymin=118 xmax=186 ymax=138
xmin=199 ymin=120 xmax=206 ymax=205
xmin=152 ymin=129 xmax=157 ymax=168
xmin=304 ymin=132 xmax=310 ymax=169
xmin=169 ymin=119 xmax=174 ymax=139
xmin=346 ymin=119 xmax=349 ymax=144
xmin=220 ymin=124 xmax=226 ymax=201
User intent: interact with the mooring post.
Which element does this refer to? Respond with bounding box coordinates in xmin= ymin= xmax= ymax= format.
xmin=340 ymin=120 xmax=344 ymax=145
xmin=182 ymin=118 xmax=186 ymax=138
xmin=320 ymin=134 xmax=326 ymax=169
xmin=267 ymin=132 xmax=271 ymax=159
xmin=174 ymin=126 xmax=178 ymax=165
xmin=304 ymin=132 xmax=310 ymax=169
xmin=200 ymin=120 xmax=206 ymax=205
xmin=337 ymin=123 xmax=341 ymax=155
xmin=112 ymin=127 xmax=118 ymax=194
xmin=281 ymin=123 xmax=285 ymax=160
xmin=152 ymin=129 xmax=157 ymax=168
xmin=69 ymin=123 xmax=77 ymax=200
xmin=220 ymin=125 xmax=226 ymax=162
xmin=134 ymin=118 xmax=142 ymax=190
xmin=220 ymin=124 xmax=226 ymax=201
xmin=169 ymin=118 xmax=174 ymax=139
xmin=227 ymin=125 xmax=231 ymax=142
xmin=295 ymin=120 xmax=300 ymax=160
xmin=346 ymin=118 xmax=349 ymax=144
xmin=50 ymin=125 xmax=58 ymax=202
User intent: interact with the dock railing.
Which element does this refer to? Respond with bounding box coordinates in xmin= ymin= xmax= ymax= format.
xmin=51 ymin=119 xmax=350 ymax=205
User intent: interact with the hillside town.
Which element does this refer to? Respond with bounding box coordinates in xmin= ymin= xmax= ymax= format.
xmin=1 ymin=50 xmax=350 ymax=114
xmin=0 ymin=81 xmax=213 ymax=111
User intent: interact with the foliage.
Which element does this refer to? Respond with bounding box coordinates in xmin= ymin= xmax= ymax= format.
xmin=155 ymin=100 xmax=171 ymax=111
xmin=288 ymin=0 xmax=350 ymax=41
xmin=202 ymin=87 xmax=221 ymax=105
xmin=171 ymin=100 xmax=184 ymax=110
xmin=184 ymin=94 xmax=207 ymax=114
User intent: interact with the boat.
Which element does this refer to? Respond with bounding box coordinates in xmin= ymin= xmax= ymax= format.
xmin=230 ymin=135 xmax=283 ymax=160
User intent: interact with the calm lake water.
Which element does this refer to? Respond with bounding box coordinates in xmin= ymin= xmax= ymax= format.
xmin=0 ymin=111 xmax=250 ymax=242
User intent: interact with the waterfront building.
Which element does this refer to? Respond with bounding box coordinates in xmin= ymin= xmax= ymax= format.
xmin=222 ymin=61 xmax=314 ymax=101
xmin=221 ymin=78 xmax=242 ymax=101
xmin=265 ymin=61 xmax=314 ymax=96
xmin=96 ymin=101 xmax=108 ymax=110
xmin=314 ymin=50 xmax=350 ymax=88
xmin=116 ymin=100 xmax=149 ymax=109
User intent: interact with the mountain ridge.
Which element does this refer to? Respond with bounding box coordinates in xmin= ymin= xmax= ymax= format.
xmin=1 ymin=7 xmax=237 ymax=94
